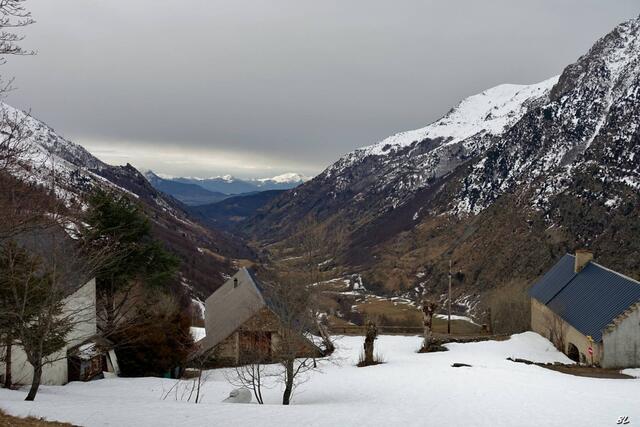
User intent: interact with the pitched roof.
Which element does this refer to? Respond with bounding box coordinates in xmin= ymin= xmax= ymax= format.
xmin=529 ymin=254 xmax=576 ymax=304
xmin=201 ymin=268 xmax=267 ymax=351
xmin=530 ymin=255 xmax=640 ymax=342
xmin=200 ymin=268 xmax=322 ymax=356
xmin=3 ymin=225 xmax=93 ymax=297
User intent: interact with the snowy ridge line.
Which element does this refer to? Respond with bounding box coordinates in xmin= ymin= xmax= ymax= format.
xmin=332 ymin=76 xmax=559 ymax=171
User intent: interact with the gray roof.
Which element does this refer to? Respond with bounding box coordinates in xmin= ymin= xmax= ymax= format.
xmin=200 ymin=267 xmax=322 ymax=356
xmin=530 ymin=255 xmax=640 ymax=342
xmin=3 ymin=225 xmax=93 ymax=297
xmin=201 ymin=268 xmax=267 ymax=351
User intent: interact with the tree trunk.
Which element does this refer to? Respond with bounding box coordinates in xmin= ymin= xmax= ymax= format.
xmin=194 ymin=368 xmax=202 ymax=404
xmin=422 ymin=299 xmax=436 ymax=351
xmin=316 ymin=321 xmax=335 ymax=356
xmin=363 ymin=320 xmax=377 ymax=365
xmin=25 ymin=362 xmax=42 ymax=401
xmin=3 ymin=333 xmax=12 ymax=389
xmin=282 ymin=358 xmax=294 ymax=405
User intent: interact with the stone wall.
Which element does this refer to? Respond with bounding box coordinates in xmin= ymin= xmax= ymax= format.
xmin=602 ymin=304 xmax=640 ymax=368
xmin=531 ymin=298 xmax=602 ymax=364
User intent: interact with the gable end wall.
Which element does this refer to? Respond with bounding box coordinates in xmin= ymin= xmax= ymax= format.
xmin=602 ymin=304 xmax=640 ymax=368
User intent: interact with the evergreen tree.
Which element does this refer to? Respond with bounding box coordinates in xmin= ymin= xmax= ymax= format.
xmin=82 ymin=189 xmax=179 ymax=336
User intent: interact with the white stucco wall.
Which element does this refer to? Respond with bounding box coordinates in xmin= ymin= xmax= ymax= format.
xmin=0 ymin=278 xmax=97 ymax=386
xmin=65 ymin=278 xmax=97 ymax=348
xmin=602 ymin=305 xmax=640 ymax=369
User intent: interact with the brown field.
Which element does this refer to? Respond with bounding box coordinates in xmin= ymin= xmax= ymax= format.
xmin=0 ymin=410 xmax=74 ymax=427
xmin=330 ymin=297 xmax=483 ymax=335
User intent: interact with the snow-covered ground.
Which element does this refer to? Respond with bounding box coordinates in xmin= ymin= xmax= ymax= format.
xmin=1 ymin=333 xmax=638 ymax=427
xmin=435 ymin=313 xmax=478 ymax=324
xmin=190 ymin=326 xmax=206 ymax=342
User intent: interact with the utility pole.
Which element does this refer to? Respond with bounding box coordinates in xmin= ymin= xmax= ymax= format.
xmin=447 ymin=258 xmax=452 ymax=334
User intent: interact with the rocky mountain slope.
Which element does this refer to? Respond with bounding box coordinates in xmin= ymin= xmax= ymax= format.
xmin=245 ymin=16 xmax=640 ymax=303
xmin=4 ymin=103 xmax=251 ymax=299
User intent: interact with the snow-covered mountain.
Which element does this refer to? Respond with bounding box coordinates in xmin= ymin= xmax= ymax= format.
xmin=320 ymin=76 xmax=559 ymax=216
xmin=143 ymin=170 xmax=228 ymax=206
xmin=255 ymin=172 xmax=310 ymax=185
xmin=245 ymin=16 xmax=640 ymax=296
xmin=337 ymin=76 xmax=558 ymax=165
xmin=3 ymin=104 xmax=250 ymax=297
xmin=149 ymin=171 xmax=308 ymax=199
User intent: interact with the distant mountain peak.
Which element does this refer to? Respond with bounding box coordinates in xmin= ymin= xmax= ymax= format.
xmin=145 ymin=171 xmax=308 ymax=201
xmin=256 ymin=172 xmax=310 ymax=184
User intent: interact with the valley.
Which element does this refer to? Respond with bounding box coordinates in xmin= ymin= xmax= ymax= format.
xmin=1 ymin=4 xmax=639 ymax=425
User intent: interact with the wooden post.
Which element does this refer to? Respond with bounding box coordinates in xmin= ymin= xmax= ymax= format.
xmin=447 ymin=259 xmax=452 ymax=335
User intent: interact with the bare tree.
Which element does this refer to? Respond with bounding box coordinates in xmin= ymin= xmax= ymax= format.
xmin=0 ymin=0 xmax=34 ymax=63
xmin=0 ymin=0 xmax=36 ymax=172
xmin=161 ymin=351 xmax=212 ymax=405
xmin=187 ymin=346 xmax=217 ymax=404
xmin=260 ymin=273 xmax=326 ymax=405
xmin=224 ymin=341 xmax=276 ymax=405
xmin=0 ymin=226 xmax=101 ymax=401
xmin=0 ymin=107 xmax=33 ymax=175
xmin=0 ymin=176 xmax=58 ymax=389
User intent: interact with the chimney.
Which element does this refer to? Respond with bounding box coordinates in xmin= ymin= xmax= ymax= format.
xmin=574 ymin=250 xmax=593 ymax=273
xmin=233 ymin=278 xmax=239 ymax=288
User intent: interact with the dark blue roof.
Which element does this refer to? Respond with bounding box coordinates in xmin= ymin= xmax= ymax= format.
xmin=529 ymin=254 xmax=576 ymax=304
xmin=530 ymin=256 xmax=640 ymax=343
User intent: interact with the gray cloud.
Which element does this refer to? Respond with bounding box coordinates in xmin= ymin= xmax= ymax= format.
xmin=3 ymin=0 xmax=639 ymax=178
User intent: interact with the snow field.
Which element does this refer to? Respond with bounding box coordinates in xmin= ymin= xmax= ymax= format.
xmin=0 ymin=332 xmax=638 ymax=427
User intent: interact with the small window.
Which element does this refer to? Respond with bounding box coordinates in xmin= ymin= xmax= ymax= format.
xmin=233 ymin=278 xmax=239 ymax=288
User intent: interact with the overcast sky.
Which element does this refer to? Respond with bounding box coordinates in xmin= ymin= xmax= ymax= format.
xmin=3 ymin=1 xmax=639 ymax=178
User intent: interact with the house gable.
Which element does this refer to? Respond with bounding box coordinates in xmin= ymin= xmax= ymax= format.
xmin=201 ymin=268 xmax=266 ymax=352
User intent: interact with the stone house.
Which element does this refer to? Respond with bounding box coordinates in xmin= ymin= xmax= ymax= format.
xmin=198 ymin=268 xmax=322 ymax=366
xmin=530 ymin=250 xmax=640 ymax=368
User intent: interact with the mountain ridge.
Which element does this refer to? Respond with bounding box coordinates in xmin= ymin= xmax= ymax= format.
xmin=155 ymin=171 xmax=308 ymax=196
xmin=243 ymin=15 xmax=640 ymax=304
xmin=4 ymin=102 xmax=251 ymax=299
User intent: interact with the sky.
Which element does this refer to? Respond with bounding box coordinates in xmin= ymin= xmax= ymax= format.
xmin=3 ymin=0 xmax=639 ymax=179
